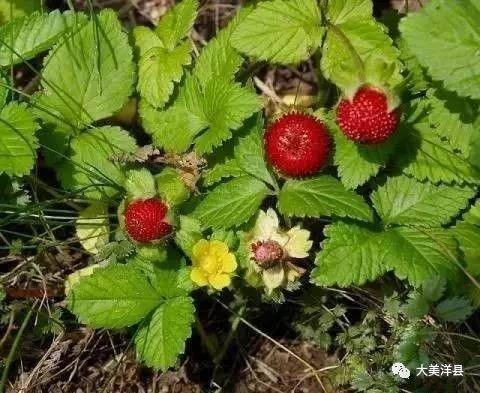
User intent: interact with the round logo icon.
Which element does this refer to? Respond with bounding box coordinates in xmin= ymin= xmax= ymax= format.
xmin=391 ymin=362 xmax=410 ymax=379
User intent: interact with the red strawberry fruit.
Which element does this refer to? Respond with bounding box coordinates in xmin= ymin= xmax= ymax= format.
xmin=265 ymin=112 xmax=331 ymax=177
xmin=336 ymin=86 xmax=400 ymax=144
xmin=124 ymin=198 xmax=172 ymax=243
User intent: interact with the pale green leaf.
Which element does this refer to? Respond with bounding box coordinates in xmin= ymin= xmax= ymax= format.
xmin=155 ymin=167 xmax=190 ymax=205
xmin=67 ymin=264 xmax=162 ymax=328
xmin=427 ymin=88 xmax=479 ymax=156
xmin=36 ymin=10 xmax=134 ymax=129
xmin=138 ymin=42 xmax=191 ymax=108
xmin=75 ymin=203 xmax=109 ymax=255
xmin=155 ymin=0 xmax=198 ymax=50
xmin=0 ymin=10 xmax=86 ymax=66
xmin=133 ymin=26 xmax=163 ymax=58
xmin=435 ymin=297 xmax=474 ymax=322
xmin=0 ymin=0 xmax=41 ymax=23
xmin=311 ymin=221 xmax=390 ymax=287
xmin=396 ymin=122 xmax=480 ymax=185
xmin=321 ymin=18 xmax=402 ymax=97
xmin=278 ymin=176 xmax=373 ymax=221
xmin=135 ymin=296 xmax=194 ymax=370
xmin=372 ymin=175 xmax=475 ymax=227
xmin=57 ymin=126 xmax=137 ymax=200
xmin=327 ymin=0 xmax=372 ymax=24
xmin=231 ymin=0 xmax=324 ymax=64
xmin=0 ymin=102 xmax=38 ymax=177
xmin=175 ymin=216 xmax=202 ymax=258
xmin=125 ymin=168 xmax=156 ymax=199
xmin=400 ymin=0 xmax=480 ymax=99
xmin=192 ymin=176 xmax=269 ymax=229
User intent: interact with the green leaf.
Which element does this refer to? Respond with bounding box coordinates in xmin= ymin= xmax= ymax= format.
xmin=463 ymin=200 xmax=480 ymax=226
xmin=138 ymin=42 xmax=192 ymax=108
xmin=67 ymin=264 xmax=162 ymax=328
xmin=155 ymin=0 xmax=198 ymax=51
xmin=452 ymin=223 xmax=480 ymax=276
xmin=278 ymin=176 xmax=373 ymax=221
xmin=0 ymin=10 xmax=86 ymax=66
xmin=400 ymin=0 xmax=480 ymax=99
xmin=175 ymin=215 xmax=202 ymax=258
xmin=435 ymin=297 xmax=474 ymax=322
xmin=203 ymin=158 xmax=243 ymax=187
xmin=231 ymin=0 xmax=324 ymax=64
xmin=57 ymin=126 xmax=137 ymax=200
xmin=371 ymin=175 xmax=474 ymax=227
xmin=427 ymin=88 xmax=479 ymax=156
xmin=311 ymin=221 xmax=390 ymax=287
xmin=192 ymin=176 xmax=269 ymax=229
xmin=0 ymin=0 xmax=41 ymax=23
xmin=125 ymin=168 xmax=156 ymax=199
xmin=36 ymin=10 xmax=134 ymax=129
xmin=0 ymin=102 xmax=38 ymax=177
xmin=395 ymin=121 xmax=480 ymax=185
xmin=321 ymin=16 xmax=401 ymax=97
xmin=75 ymin=203 xmax=110 ymax=255
xmin=422 ymin=276 xmax=446 ymax=303
xmin=312 ymin=224 xmax=460 ymax=288
xmin=192 ymin=78 xmax=261 ymax=154
xmin=155 ymin=167 xmax=190 ymax=205
xmin=388 ymin=227 xmax=460 ymax=288
xmin=193 ymin=9 xmax=244 ymax=85
xmin=331 ymin=121 xmax=396 ymax=189
xmin=135 ymin=296 xmax=194 ymax=370
xmin=133 ymin=26 xmax=163 ymax=58
xmin=402 ymin=292 xmax=430 ymax=320
xmin=140 ymin=99 xmax=206 ymax=154
xmin=234 ymin=115 xmax=275 ymax=187
xmin=327 ymin=0 xmax=372 ymax=25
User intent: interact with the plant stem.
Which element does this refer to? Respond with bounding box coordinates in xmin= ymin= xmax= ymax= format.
xmin=0 ymin=300 xmax=37 ymax=393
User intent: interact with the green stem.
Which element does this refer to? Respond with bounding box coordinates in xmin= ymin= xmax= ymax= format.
xmin=0 ymin=301 xmax=37 ymax=393
xmin=213 ymin=305 xmax=245 ymax=364
xmin=195 ymin=315 xmax=219 ymax=360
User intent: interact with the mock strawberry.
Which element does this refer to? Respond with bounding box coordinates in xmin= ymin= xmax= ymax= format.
xmin=124 ymin=198 xmax=172 ymax=243
xmin=336 ymin=86 xmax=400 ymax=144
xmin=265 ymin=112 xmax=331 ymax=177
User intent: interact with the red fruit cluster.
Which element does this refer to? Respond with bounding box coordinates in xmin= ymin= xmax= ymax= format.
xmin=124 ymin=198 xmax=172 ymax=243
xmin=265 ymin=112 xmax=331 ymax=177
xmin=336 ymin=87 xmax=399 ymax=144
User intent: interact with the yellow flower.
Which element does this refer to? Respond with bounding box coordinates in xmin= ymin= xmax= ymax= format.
xmin=190 ymin=239 xmax=237 ymax=290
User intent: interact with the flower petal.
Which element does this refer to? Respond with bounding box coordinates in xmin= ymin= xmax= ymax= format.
xmin=253 ymin=209 xmax=279 ymax=240
xmin=210 ymin=240 xmax=229 ymax=255
xmin=190 ymin=267 xmax=208 ymax=286
xmin=209 ymin=273 xmax=231 ymax=290
xmin=192 ymin=239 xmax=209 ymax=259
xmin=284 ymin=226 xmax=313 ymax=258
xmin=221 ymin=253 xmax=237 ymax=273
xmin=262 ymin=265 xmax=285 ymax=290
